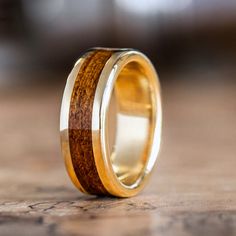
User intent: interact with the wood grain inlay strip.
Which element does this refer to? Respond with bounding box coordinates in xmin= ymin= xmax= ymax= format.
xmin=69 ymin=50 xmax=113 ymax=195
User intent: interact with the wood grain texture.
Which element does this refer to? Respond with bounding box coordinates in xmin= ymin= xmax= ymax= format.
xmin=0 ymin=67 xmax=236 ymax=236
xmin=69 ymin=50 xmax=112 ymax=195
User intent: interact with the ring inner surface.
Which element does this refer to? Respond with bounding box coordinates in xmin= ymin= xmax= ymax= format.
xmin=107 ymin=61 xmax=153 ymax=187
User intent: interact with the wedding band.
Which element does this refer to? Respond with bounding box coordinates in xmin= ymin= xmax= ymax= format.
xmin=60 ymin=48 xmax=162 ymax=197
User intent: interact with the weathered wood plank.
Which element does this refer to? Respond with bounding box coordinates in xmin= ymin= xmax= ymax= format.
xmin=0 ymin=71 xmax=236 ymax=235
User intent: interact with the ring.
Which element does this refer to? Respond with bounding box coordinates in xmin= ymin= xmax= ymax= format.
xmin=60 ymin=48 xmax=162 ymax=197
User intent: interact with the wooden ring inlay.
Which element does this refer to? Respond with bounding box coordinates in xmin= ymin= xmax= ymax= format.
xmin=69 ymin=50 xmax=112 ymax=195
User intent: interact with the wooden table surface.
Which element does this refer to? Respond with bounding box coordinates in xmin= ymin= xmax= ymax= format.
xmin=0 ymin=70 xmax=236 ymax=236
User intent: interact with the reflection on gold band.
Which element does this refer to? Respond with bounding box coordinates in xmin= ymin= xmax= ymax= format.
xmin=60 ymin=48 xmax=162 ymax=197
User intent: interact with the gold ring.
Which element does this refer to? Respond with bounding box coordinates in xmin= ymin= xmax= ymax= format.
xmin=60 ymin=48 xmax=162 ymax=197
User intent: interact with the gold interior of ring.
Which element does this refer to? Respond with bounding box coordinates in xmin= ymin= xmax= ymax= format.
xmin=107 ymin=61 xmax=153 ymax=186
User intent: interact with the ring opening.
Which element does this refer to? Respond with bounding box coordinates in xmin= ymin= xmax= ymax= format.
xmin=106 ymin=61 xmax=155 ymax=187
